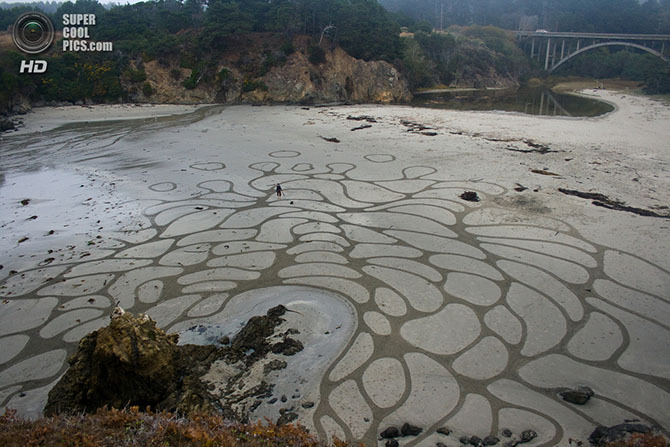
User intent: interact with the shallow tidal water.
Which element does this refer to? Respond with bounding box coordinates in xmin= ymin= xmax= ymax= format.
xmin=413 ymin=87 xmax=615 ymax=117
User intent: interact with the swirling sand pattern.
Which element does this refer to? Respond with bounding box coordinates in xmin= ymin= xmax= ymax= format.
xmin=1 ymin=154 xmax=669 ymax=447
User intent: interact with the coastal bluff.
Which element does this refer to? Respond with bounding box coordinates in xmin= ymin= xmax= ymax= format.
xmin=124 ymin=34 xmax=412 ymax=106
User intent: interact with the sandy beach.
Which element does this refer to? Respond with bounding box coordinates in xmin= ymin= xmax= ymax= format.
xmin=0 ymin=90 xmax=668 ymax=446
xmin=7 ymin=103 xmax=206 ymax=136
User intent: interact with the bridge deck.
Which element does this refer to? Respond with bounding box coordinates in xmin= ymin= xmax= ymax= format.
xmin=515 ymin=31 xmax=670 ymax=40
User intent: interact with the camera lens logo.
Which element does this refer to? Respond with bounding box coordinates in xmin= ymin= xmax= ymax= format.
xmin=12 ymin=12 xmax=55 ymax=54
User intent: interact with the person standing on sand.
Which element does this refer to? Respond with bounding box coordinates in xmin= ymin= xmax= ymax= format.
xmin=276 ymin=183 xmax=283 ymax=198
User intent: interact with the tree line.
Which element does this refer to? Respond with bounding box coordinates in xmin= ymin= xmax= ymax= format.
xmin=1 ymin=0 xmax=669 ymax=111
xmin=2 ymin=0 xmax=403 ymax=61
xmin=381 ymin=0 xmax=670 ymax=35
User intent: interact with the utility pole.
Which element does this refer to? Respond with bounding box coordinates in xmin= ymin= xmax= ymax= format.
xmin=440 ymin=1 xmax=443 ymax=31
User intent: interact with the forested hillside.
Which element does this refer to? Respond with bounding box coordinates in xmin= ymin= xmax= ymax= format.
xmin=0 ymin=0 xmax=409 ymax=112
xmin=381 ymin=0 xmax=670 ymax=34
xmin=1 ymin=0 xmax=669 ymax=116
xmin=400 ymin=26 xmax=530 ymax=89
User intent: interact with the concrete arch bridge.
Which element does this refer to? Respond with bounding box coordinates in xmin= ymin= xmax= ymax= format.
xmin=515 ymin=31 xmax=670 ymax=73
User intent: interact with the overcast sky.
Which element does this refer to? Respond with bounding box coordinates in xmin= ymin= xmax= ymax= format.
xmin=1 ymin=0 xmax=147 ymax=4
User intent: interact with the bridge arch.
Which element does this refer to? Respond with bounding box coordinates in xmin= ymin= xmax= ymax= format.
xmin=550 ymin=41 xmax=669 ymax=73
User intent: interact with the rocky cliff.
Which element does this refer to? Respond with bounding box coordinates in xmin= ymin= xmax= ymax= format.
xmin=125 ymin=34 xmax=412 ymax=105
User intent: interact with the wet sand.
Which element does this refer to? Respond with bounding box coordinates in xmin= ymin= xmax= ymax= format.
xmin=0 ymin=90 xmax=668 ymax=446
xmin=8 ymin=103 xmax=206 ymax=136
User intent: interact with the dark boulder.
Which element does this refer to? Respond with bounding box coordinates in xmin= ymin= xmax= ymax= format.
xmin=484 ymin=435 xmax=500 ymax=445
xmin=520 ymin=430 xmax=537 ymax=443
xmin=560 ymin=386 xmax=595 ymax=405
xmin=381 ymin=426 xmax=400 ymax=439
xmin=401 ymin=422 xmax=423 ymax=436
xmin=460 ymin=191 xmax=480 ymax=202
xmin=276 ymin=411 xmax=298 ymax=426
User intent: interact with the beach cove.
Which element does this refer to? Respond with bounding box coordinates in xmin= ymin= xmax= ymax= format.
xmin=0 ymin=90 xmax=669 ymax=446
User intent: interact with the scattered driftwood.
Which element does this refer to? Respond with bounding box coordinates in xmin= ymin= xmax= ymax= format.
xmin=506 ymin=140 xmax=556 ymax=154
xmin=558 ymin=188 xmax=611 ymax=202
xmin=486 ymin=136 xmax=555 ymax=154
xmin=421 ymin=131 xmax=438 ymax=136
xmin=514 ymin=183 xmax=528 ymax=192
xmin=319 ymin=136 xmax=340 ymax=143
xmin=351 ymin=124 xmax=372 ymax=131
xmin=531 ymin=169 xmax=561 ymax=176
xmin=558 ymin=188 xmax=670 ymax=219
xmin=347 ymin=115 xmax=377 ymax=123
xmin=401 ymin=120 xmax=432 ymax=132
xmin=484 ymin=137 xmax=511 ymax=143
xmin=524 ymin=140 xmax=555 ymax=153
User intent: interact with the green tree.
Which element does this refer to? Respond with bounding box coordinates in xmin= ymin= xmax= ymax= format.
xmin=202 ymin=0 xmax=253 ymax=49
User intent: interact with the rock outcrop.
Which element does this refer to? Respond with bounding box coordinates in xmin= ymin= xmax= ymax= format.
xmin=588 ymin=423 xmax=653 ymax=445
xmin=45 ymin=305 xmax=302 ymax=419
xmin=128 ymin=34 xmax=411 ymax=105
xmin=260 ymin=45 xmax=410 ymax=104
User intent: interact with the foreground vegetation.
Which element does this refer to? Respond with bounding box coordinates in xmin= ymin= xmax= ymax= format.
xmin=0 ymin=407 xmax=356 ymax=447
xmin=1 ymin=407 xmax=668 ymax=447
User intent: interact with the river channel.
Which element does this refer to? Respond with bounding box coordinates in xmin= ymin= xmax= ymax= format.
xmin=413 ymin=86 xmax=615 ymax=117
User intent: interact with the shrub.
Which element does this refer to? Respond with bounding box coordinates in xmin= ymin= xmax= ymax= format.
xmin=280 ymin=40 xmax=295 ymax=56
xmin=182 ymin=75 xmax=198 ymax=90
xmin=308 ymin=45 xmax=326 ymax=65
xmin=242 ymin=79 xmax=268 ymax=92
xmin=142 ymin=82 xmax=153 ymax=97
xmin=124 ymin=68 xmax=147 ymax=83
xmin=170 ymin=68 xmax=182 ymax=80
xmin=217 ymin=68 xmax=236 ymax=85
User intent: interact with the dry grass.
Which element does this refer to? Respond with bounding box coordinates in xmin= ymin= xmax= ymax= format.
xmin=0 ymin=407 xmax=357 ymax=447
xmin=604 ymin=433 xmax=670 ymax=447
xmin=0 ymin=30 xmax=63 ymax=52
xmin=0 ymin=32 xmax=14 ymax=51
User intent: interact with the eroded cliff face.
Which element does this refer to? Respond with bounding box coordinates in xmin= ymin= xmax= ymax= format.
xmin=259 ymin=46 xmax=410 ymax=104
xmin=127 ymin=34 xmax=411 ymax=105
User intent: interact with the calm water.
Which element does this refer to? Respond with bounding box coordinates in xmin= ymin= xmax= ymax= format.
xmin=412 ymin=87 xmax=615 ymax=117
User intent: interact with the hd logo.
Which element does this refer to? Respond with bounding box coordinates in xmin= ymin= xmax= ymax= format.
xmin=12 ymin=12 xmax=54 ymax=73
xmin=19 ymin=60 xmax=48 ymax=74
